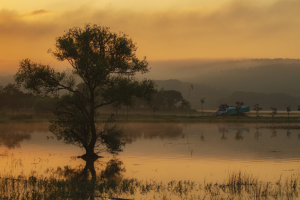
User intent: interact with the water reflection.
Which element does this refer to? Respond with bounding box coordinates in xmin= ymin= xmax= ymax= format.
xmin=218 ymin=124 xmax=228 ymax=140
xmin=122 ymin=123 xmax=184 ymax=144
xmin=0 ymin=123 xmax=49 ymax=149
xmin=286 ymin=129 xmax=291 ymax=139
xmin=254 ymin=127 xmax=262 ymax=140
xmin=0 ymin=123 xmax=32 ymax=148
xmin=1 ymin=122 xmax=300 ymax=191
xmin=271 ymin=129 xmax=277 ymax=137
xmin=50 ymin=157 xmax=125 ymax=182
xmin=217 ymin=124 xmax=250 ymax=141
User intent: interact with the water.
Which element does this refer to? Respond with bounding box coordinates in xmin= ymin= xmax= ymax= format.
xmin=1 ymin=122 xmax=300 ymax=199
xmin=1 ymin=122 xmax=299 ymax=181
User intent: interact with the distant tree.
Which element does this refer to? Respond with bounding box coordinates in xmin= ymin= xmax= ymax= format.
xmin=286 ymin=105 xmax=291 ymax=122
xmin=253 ymin=104 xmax=262 ymax=118
xmin=2 ymin=83 xmax=30 ymax=115
xmin=111 ymin=100 xmax=122 ymax=116
xmin=152 ymin=88 xmax=183 ymax=110
xmin=152 ymin=88 xmax=166 ymax=109
xmin=180 ymin=99 xmax=190 ymax=116
xmin=164 ymin=90 xmax=183 ymax=109
xmin=235 ymin=101 xmax=244 ymax=116
xmin=200 ymin=97 xmax=205 ymax=116
xmin=271 ymin=107 xmax=277 ymax=124
xmin=15 ymin=24 xmax=156 ymax=157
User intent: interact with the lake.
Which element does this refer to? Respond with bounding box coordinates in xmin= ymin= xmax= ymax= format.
xmin=1 ymin=122 xmax=300 ymax=199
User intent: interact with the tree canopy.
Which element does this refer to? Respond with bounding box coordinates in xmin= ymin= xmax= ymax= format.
xmin=152 ymin=88 xmax=183 ymax=109
xmin=15 ymin=24 xmax=156 ymax=157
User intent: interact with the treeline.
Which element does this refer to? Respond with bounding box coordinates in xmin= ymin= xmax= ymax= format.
xmin=0 ymin=82 xmax=193 ymax=117
xmin=216 ymin=91 xmax=300 ymax=111
xmin=0 ymin=83 xmax=55 ymax=116
xmin=108 ymin=87 xmax=193 ymax=115
xmin=154 ymin=79 xmax=229 ymax=110
xmin=153 ymin=79 xmax=300 ymax=111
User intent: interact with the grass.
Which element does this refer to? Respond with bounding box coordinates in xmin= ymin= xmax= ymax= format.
xmin=0 ymin=170 xmax=299 ymax=200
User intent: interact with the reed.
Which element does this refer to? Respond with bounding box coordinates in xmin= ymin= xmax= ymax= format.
xmin=0 ymin=170 xmax=299 ymax=200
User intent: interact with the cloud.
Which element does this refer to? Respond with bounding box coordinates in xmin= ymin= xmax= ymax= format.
xmin=28 ymin=9 xmax=49 ymax=16
xmin=0 ymin=0 xmax=299 ymax=73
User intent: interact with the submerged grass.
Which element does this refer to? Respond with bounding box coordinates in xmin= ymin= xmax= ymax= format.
xmin=0 ymin=171 xmax=299 ymax=200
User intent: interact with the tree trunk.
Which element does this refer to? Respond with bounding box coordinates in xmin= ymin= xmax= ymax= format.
xmin=85 ymin=146 xmax=96 ymax=156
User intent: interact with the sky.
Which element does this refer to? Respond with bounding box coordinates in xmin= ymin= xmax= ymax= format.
xmin=0 ymin=0 xmax=300 ymax=74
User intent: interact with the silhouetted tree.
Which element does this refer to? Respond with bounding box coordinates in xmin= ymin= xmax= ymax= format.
xmin=235 ymin=101 xmax=244 ymax=120
xmin=15 ymin=24 xmax=156 ymax=157
xmin=271 ymin=107 xmax=277 ymax=125
xmin=253 ymin=104 xmax=262 ymax=118
xmin=2 ymin=83 xmax=30 ymax=115
xmin=286 ymin=105 xmax=291 ymax=122
xmin=200 ymin=97 xmax=205 ymax=116
xmin=180 ymin=99 xmax=190 ymax=116
xmin=152 ymin=88 xmax=183 ymax=110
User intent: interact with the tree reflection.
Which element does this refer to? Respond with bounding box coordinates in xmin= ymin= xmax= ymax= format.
xmin=47 ymin=157 xmax=127 ymax=199
xmin=0 ymin=124 xmax=31 ymax=149
xmin=235 ymin=129 xmax=243 ymax=140
xmin=286 ymin=129 xmax=291 ymax=139
xmin=218 ymin=124 xmax=228 ymax=140
xmin=271 ymin=129 xmax=277 ymax=138
xmin=122 ymin=123 xmax=184 ymax=144
xmin=52 ymin=157 xmax=124 ymax=182
xmin=254 ymin=127 xmax=262 ymax=140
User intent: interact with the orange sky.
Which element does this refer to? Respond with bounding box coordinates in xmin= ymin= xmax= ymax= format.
xmin=0 ymin=0 xmax=299 ymax=74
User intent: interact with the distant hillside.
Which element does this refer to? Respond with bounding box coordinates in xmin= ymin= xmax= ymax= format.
xmin=216 ymin=91 xmax=300 ymax=111
xmin=154 ymin=79 xmax=232 ymax=110
xmin=139 ymin=58 xmax=300 ymax=84
xmin=198 ymin=63 xmax=300 ymax=97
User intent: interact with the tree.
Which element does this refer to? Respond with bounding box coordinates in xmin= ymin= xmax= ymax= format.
xmin=235 ymin=101 xmax=244 ymax=116
xmin=253 ymin=104 xmax=262 ymax=118
xmin=286 ymin=105 xmax=291 ymax=121
xmin=2 ymin=83 xmax=30 ymax=115
xmin=271 ymin=107 xmax=277 ymax=124
xmin=164 ymin=90 xmax=183 ymax=109
xmin=200 ymin=97 xmax=205 ymax=117
xmin=152 ymin=88 xmax=183 ymax=110
xmin=180 ymin=99 xmax=190 ymax=116
xmin=15 ymin=24 xmax=156 ymax=157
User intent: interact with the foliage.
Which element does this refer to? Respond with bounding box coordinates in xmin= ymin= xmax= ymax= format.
xmin=253 ymin=104 xmax=262 ymax=118
xmin=1 ymin=83 xmax=32 ymax=115
xmin=271 ymin=107 xmax=277 ymax=120
xmin=200 ymin=97 xmax=205 ymax=116
xmin=235 ymin=101 xmax=244 ymax=116
xmin=33 ymin=97 xmax=56 ymax=113
xmin=286 ymin=105 xmax=291 ymax=121
xmin=15 ymin=24 xmax=156 ymax=156
xmin=180 ymin=99 xmax=191 ymax=116
xmin=152 ymin=88 xmax=183 ymax=110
